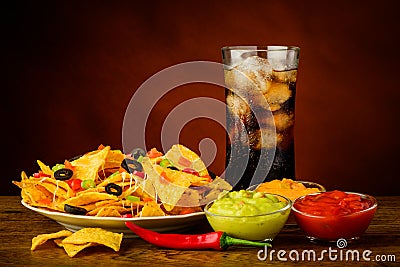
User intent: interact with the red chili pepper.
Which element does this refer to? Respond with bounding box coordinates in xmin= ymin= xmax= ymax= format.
xmin=125 ymin=222 xmax=271 ymax=250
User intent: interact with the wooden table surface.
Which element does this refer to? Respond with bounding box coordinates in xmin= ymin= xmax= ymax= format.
xmin=0 ymin=196 xmax=398 ymax=266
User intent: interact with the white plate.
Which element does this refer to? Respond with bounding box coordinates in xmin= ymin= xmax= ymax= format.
xmin=22 ymin=200 xmax=205 ymax=238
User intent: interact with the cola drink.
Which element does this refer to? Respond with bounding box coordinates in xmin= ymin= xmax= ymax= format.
xmin=222 ymin=46 xmax=300 ymax=190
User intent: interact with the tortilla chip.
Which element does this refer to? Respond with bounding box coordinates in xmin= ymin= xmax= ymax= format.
xmin=104 ymin=149 xmax=125 ymax=169
xmin=95 ymin=207 xmax=121 ymax=217
xmin=142 ymin=158 xmax=188 ymax=211
xmin=54 ymin=239 xmax=96 ymax=257
xmin=62 ymin=228 xmax=123 ymax=252
xmin=31 ymin=230 xmax=73 ymax=250
xmin=63 ymin=192 xmax=118 ymax=207
xmin=140 ymin=201 xmax=165 ymax=217
xmin=37 ymin=160 xmax=54 ymax=176
xmin=35 ymin=178 xmax=74 ymax=199
xmin=87 ymin=202 xmax=131 ymax=216
xmin=70 ymin=146 xmax=110 ymax=182
xmin=164 ymin=144 xmax=208 ymax=176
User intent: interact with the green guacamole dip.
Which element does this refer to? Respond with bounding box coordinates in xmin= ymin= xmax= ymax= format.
xmin=205 ymin=190 xmax=291 ymax=241
xmin=208 ymin=190 xmax=287 ymax=216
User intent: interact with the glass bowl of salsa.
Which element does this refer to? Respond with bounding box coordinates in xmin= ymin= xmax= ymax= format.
xmin=291 ymin=190 xmax=377 ymax=241
xmin=204 ymin=190 xmax=292 ymax=241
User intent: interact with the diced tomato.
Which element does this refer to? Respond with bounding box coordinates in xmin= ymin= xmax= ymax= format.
xmin=143 ymin=197 xmax=154 ymax=202
xmin=132 ymin=170 xmax=145 ymax=178
xmin=179 ymin=207 xmax=197 ymax=215
xmin=120 ymin=213 xmax=133 ymax=218
xmin=182 ymin=168 xmax=199 ymax=176
xmin=33 ymin=171 xmax=51 ymax=178
xmin=37 ymin=199 xmax=52 ymax=205
xmin=67 ymin=179 xmax=82 ymax=191
xmin=147 ymin=148 xmax=163 ymax=158
xmin=159 ymin=171 xmax=171 ymax=184
xmin=64 ymin=160 xmax=76 ymax=171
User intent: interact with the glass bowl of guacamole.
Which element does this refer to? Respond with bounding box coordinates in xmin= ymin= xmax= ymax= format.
xmin=204 ymin=190 xmax=292 ymax=241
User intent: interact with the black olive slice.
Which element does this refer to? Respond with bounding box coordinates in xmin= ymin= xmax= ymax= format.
xmin=130 ymin=148 xmax=146 ymax=160
xmin=121 ymin=158 xmax=143 ymax=173
xmin=208 ymin=171 xmax=216 ymax=179
xmin=54 ymin=168 xmax=73 ymax=180
xmin=64 ymin=204 xmax=87 ymax=215
xmin=167 ymin=166 xmax=179 ymax=171
xmin=105 ymin=183 xmax=123 ymax=196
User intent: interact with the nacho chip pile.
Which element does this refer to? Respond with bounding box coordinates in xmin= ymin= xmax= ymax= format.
xmin=13 ymin=144 xmax=232 ymax=217
xmin=31 ymin=228 xmax=123 ymax=257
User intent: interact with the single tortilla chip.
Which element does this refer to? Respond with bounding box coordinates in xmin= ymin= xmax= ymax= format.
xmin=54 ymin=239 xmax=96 ymax=257
xmin=70 ymin=146 xmax=110 ymax=182
xmin=164 ymin=144 xmax=208 ymax=176
xmin=95 ymin=207 xmax=121 ymax=217
xmin=62 ymin=228 xmax=123 ymax=252
xmin=140 ymin=201 xmax=165 ymax=217
xmin=31 ymin=230 xmax=73 ymax=251
xmin=104 ymin=149 xmax=125 ymax=169
xmin=36 ymin=160 xmax=54 ymax=176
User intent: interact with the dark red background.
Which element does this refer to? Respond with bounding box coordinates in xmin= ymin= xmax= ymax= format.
xmin=4 ymin=1 xmax=400 ymax=195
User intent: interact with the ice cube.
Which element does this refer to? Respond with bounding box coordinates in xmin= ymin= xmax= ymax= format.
xmin=258 ymin=111 xmax=294 ymax=132
xmin=249 ymin=128 xmax=282 ymax=150
xmin=273 ymin=112 xmax=294 ymax=132
xmin=226 ymin=56 xmax=273 ymax=94
xmin=272 ymin=70 xmax=298 ymax=83
xmin=263 ymin=80 xmax=291 ymax=111
xmin=267 ymin=46 xmax=290 ymax=71
xmin=226 ymin=92 xmax=250 ymax=118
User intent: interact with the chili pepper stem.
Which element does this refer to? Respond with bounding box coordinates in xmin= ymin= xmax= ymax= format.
xmin=220 ymin=232 xmax=272 ymax=249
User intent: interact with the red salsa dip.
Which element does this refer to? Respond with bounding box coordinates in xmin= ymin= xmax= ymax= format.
xmin=292 ymin=190 xmax=377 ymax=240
xmin=293 ymin=190 xmax=374 ymax=216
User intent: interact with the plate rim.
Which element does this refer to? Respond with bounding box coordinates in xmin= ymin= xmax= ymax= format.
xmin=21 ymin=200 xmax=205 ymax=221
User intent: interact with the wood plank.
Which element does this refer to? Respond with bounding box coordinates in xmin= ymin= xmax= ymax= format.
xmin=0 ymin=196 xmax=398 ymax=266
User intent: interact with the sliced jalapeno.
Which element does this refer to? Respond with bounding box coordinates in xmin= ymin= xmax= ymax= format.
xmin=64 ymin=204 xmax=87 ymax=215
xmin=126 ymin=195 xmax=140 ymax=202
xmin=159 ymin=159 xmax=173 ymax=168
xmin=81 ymin=179 xmax=96 ymax=189
xmin=54 ymin=168 xmax=73 ymax=180
xmin=105 ymin=183 xmax=122 ymax=196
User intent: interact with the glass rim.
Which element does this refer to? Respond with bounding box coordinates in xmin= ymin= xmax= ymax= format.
xmin=291 ymin=191 xmax=378 ymax=219
xmin=222 ymin=45 xmax=300 ymax=52
xmin=204 ymin=192 xmax=293 ymax=218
